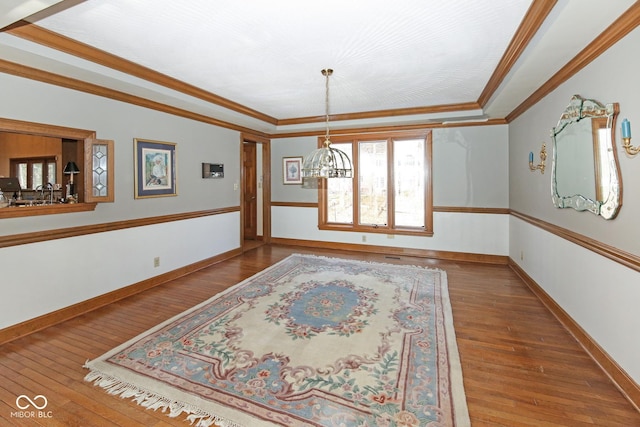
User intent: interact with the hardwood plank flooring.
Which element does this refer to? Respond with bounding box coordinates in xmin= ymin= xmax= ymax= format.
xmin=0 ymin=244 xmax=638 ymax=426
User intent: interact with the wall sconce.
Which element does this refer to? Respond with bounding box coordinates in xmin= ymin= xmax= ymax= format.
xmin=529 ymin=143 xmax=546 ymax=174
xmin=621 ymin=118 xmax=639 ymax=156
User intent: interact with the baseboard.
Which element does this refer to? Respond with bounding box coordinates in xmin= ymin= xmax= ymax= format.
xmin=0 ymin=247 xmax=242 ymax=345
xmin=271 ymin=237 xmax=509 ymax=265
xmin=509 ymin=259 xmax=640 ymax=412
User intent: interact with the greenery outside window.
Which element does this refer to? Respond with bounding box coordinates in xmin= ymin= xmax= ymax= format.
xmin=318 ymin=130 xmax=433 ymax=236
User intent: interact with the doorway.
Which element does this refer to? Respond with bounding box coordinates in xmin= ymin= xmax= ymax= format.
xmin=241 ymin=135 xmax=270 ymax=251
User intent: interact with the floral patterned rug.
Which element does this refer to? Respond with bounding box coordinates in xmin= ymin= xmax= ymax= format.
xmin=85 ymin=254 xmax=469 ymax=427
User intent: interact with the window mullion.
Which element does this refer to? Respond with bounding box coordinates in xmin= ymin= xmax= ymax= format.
xmin=424 ymin=132 xmax=433 ymax=232
xmin=387 ymin=138 xmax=395 ymax=230
xmin=353 ymin=140 xmax=360 ymax=227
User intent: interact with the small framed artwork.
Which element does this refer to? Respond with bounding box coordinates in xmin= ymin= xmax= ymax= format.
xmin=283 ymin=156 xmax=303 ymax=184
xmin=134 ymin=138 xmax=177 ymax=198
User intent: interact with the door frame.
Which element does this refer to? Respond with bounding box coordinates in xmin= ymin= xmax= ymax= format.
xmin=240 ymin=133 xmax=271 ymax=250
xmin=242 ymin=142 xmax=258 ymax=240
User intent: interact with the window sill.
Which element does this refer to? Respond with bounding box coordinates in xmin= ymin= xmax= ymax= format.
xmin=319 ymin=224 xmax=433 ymax=237
xmin=0 ymin=203 xmax=97 ymax=219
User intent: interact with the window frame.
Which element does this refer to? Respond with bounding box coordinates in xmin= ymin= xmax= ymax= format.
xmin=318 ymin=130 xmax=433 ymax=236
xmin=10 ymin=156 xmax=58 ymax=189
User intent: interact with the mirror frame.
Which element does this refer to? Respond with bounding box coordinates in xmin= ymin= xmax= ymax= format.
xmin=551 ymin=95 xmax=622 ymax=220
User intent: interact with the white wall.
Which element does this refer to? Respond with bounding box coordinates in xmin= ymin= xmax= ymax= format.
xmin=0 ymin=73 xmax=242 ymax=329
xmin=509 ymin=28 xmax=640 ymax=383
xmin=0 ymin=213 xmax=239 ymax=329
xmin=510 ymin=216 xmax=640 ymax=381
xmin=273 ymin=206 xmax=508 ymax=256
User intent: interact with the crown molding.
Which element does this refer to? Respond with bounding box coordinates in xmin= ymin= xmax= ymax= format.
xmin=506 ymin=1 xmax=640 ymax=122
xmin=7 ymin=22 xmax=279 ymax=125
xmin=478 ymin=0 xmax=557 ymax=108
xmin=0 ymin=57 xmax=270 ymax=138
xmin=5 ymin=3 xmax=637 ymax=132
xmin=277 ymin=102 xmax=482 ymax=126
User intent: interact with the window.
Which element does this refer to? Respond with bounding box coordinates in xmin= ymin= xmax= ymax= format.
xmin=319 ymin=131 xmax=433 ymax=236
xmin=11 ymin=157 xmax=57 ymax=189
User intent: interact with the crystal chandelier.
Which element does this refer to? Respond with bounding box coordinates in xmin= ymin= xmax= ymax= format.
xmin=301 ymin=69 xmax=353 ymax=179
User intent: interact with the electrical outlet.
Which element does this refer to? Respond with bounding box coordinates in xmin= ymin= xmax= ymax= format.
xmin=362 ymin=235 xmax=367 ymax=242
xmin=387 ymin=234 xmax=395 ymax=239
xmin=234 ymin=182 xmax=239 ymax=191
xmin=154 ymin=256 xmax=160 ymax=267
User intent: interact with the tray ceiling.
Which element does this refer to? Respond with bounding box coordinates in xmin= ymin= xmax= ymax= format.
xmin=0 ymin=0 xmax=635 ymax=134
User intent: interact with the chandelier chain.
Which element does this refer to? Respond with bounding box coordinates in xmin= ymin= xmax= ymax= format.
xmin=301 ymin=68 xmax=352 ymax=179
xmin=322 ymin=68 xmax=333 ymax=143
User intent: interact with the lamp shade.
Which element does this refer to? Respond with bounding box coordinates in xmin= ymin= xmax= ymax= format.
xmin=302 ymin=138 xmax=353 ymax=178
xmin=63 ymin=161 xmax=80 ymax=174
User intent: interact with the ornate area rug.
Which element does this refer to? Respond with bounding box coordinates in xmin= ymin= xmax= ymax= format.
xmin=85 ymin=254 xmax=469 ymax=427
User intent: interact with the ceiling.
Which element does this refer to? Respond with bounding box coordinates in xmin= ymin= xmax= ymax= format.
xmin=0 ymin=0 xmax=636 ymax=135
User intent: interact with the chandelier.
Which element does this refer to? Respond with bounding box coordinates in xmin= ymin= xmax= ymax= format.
xmin=301 ymin=69 xmax=353 ymax=179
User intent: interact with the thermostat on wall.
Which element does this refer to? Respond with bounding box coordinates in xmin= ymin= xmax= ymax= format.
xmin=202 ymin=163 xmax=224 ymax=178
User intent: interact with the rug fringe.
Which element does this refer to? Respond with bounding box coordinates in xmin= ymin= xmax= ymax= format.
xmin=83 ymin=363 xmax=242 ymax=427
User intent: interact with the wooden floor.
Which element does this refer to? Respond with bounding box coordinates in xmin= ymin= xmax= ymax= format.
xmin=1 ymin=244 xmax=638 ymax=426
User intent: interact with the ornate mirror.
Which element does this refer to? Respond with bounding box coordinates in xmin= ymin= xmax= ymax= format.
xmin=551 ymin=95 xmax=622 ymax=219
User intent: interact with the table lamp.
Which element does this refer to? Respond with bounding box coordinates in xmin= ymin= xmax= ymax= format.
xmin=63 ymin=161 xmax=80 ymax=201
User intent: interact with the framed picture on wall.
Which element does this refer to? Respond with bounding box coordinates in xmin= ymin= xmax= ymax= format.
xmin=283 ymin=156 xmax=303 ymax=184
xmin=134 ymin=138 xmax=177 ymax=198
